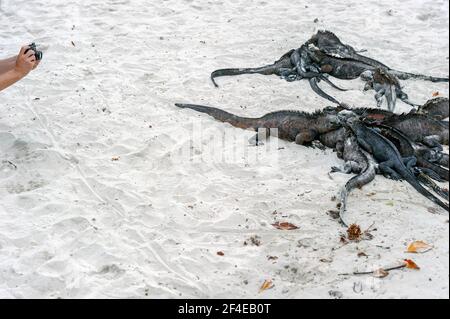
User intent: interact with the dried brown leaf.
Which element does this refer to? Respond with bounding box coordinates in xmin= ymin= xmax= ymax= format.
xmin=347 ymin=224 xmax=362 ymax=241
xmin=259 ymin=280 xmax=274 ymax=293
xmin=404 ymin=259 xmax=420 ymax=270
xmin=406 ymin=241 xmax=432 ymax=254
xmin=272 ymin=222 xmax=299 ymax=230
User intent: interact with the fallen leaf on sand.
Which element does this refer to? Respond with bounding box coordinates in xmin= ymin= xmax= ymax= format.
xmin=373 ymin=268 xmax=389 ymax=278
xmin=217 ymin=251 xmax=224 ymax=256
xmin=111 ymin=156 xmax=120 ymax=161
xmin=259 ymin=280 xmax=274 ymax=293
xmin=404 ymin=259 xmax=420 ymax=270
xmin=406 ymin=241 xmax=433 ymax=254
xmin=272 ymin=222 xmax=299 ymax=230
xmin=320 ymin=258 xmax=333 ymax=263
xmin=347 ymin=224 xmax=362 ymax=241
xmin=432 ymin=91 xmax=440 ymax=97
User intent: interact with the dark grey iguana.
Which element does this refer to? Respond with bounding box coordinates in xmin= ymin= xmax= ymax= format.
xmin=374 ymin=124 xmax=449 ymax=182
xmin=331 ymin=130 xmax=377 ymax=227
xmin=379 ymin=112 xmax=449 ymax=148
xmin=327 ymin=104 xmax=449 ymax=148
xmin=340 ymin=111 xmax=449 ymax=212
xmin=210 ymin=30 xmax=448 ymax=109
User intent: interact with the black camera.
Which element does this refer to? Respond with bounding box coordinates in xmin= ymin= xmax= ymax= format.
xmin=24 ymin=43 xmax=43 ymax=61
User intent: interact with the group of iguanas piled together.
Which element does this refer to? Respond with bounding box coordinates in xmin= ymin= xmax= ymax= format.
xmin=176 ymin=30 xmax=449 ymax=225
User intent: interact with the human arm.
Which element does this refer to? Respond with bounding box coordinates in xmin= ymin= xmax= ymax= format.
xmin=0 ymin=56 xmax=17 ymax=75
xmin=0 ymin=46 xmax=37 ymax=91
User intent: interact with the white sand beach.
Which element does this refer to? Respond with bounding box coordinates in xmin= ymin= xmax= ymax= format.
xmin=0 ymin=0 xmax=448 ymax=298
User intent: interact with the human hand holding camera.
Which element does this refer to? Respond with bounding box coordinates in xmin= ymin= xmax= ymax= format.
xmin=14 ymin=43 xmax=43 ymax=77
xmin=0 ymin=43 xmax=43 ymax=91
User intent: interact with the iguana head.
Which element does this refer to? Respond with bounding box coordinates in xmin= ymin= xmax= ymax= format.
xmin=337 ymin=110 xmax=361 ymax=129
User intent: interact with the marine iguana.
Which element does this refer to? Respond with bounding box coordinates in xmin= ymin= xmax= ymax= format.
xmin=360 ymin=68 xmax=418 ymax=111
xmin=332 ymin=131 xmax=377 ymax=227
xmin=380 ymin=112 xmax=449 ymax=148
xmin=210 ymin=47 xmax=347 ymax=105
xmin=210 ymin=30 xmax=448 ymax=109
xmin=374 ymin=124 xmax=449 ymax=182
xmin=175 ymin=103 xmax=341 ymax=145
xmin=305 ymin=31 xmax=448 ymax=83
xmin=304 ymin=47 xmax=419 ymax=111
xmin=317 ymin=119 xmax=448 ymax=181
xmin=340 ymin=111 xmax=449 ymax=212
xmin=326 ymin=104 xmax=449 ymax=147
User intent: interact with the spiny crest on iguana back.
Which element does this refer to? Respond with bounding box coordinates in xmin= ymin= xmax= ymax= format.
xmin=261 ymin=108 xmax=332 ymax=119
xmin=383 ymin=111 xmax=448 ymax=125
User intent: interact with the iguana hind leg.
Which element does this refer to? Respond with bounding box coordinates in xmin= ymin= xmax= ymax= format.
xmin=397 ymin=90 xmax=420 ymax=108
xmin=416 ymin=170 xmax=449 ymax=201
xmin=295 ymin=130 xmax=317 ymax=145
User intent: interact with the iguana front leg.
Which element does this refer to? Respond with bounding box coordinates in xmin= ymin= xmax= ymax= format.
xmin=374 ymin=87 xmax=386 ymax=108
xmin=331 ymin=161 xmax=363 ymax=174
xmin=295 ymin=129 xmax=318 ymax=145
xmin=379 ymin=160 xmax=402 ymax=180
xmin=402 ymin=156 xmax=417 ymax=172
xmin=280 ymin=68 xmax=299 ymax=82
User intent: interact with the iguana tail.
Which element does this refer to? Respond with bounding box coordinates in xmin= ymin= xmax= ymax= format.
xmin=418 ymin=158 xmax=449 ymax=181
xmin=339 ymin=152 xmax=377 ymax=227
xmin=175 ymin=103 xmax=259 ymax=130
xmin=399 ymin=166 xmax=449 ymax=211
xmin=210 ymin=50 xmax=295 ymax=87
xmin=211 ymin=65 xmax=286 ymax=87
xmin=417 ymin=172 xmax=449 ymax=201
xmin=389 ymin=70 xmax=449 ymax=83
